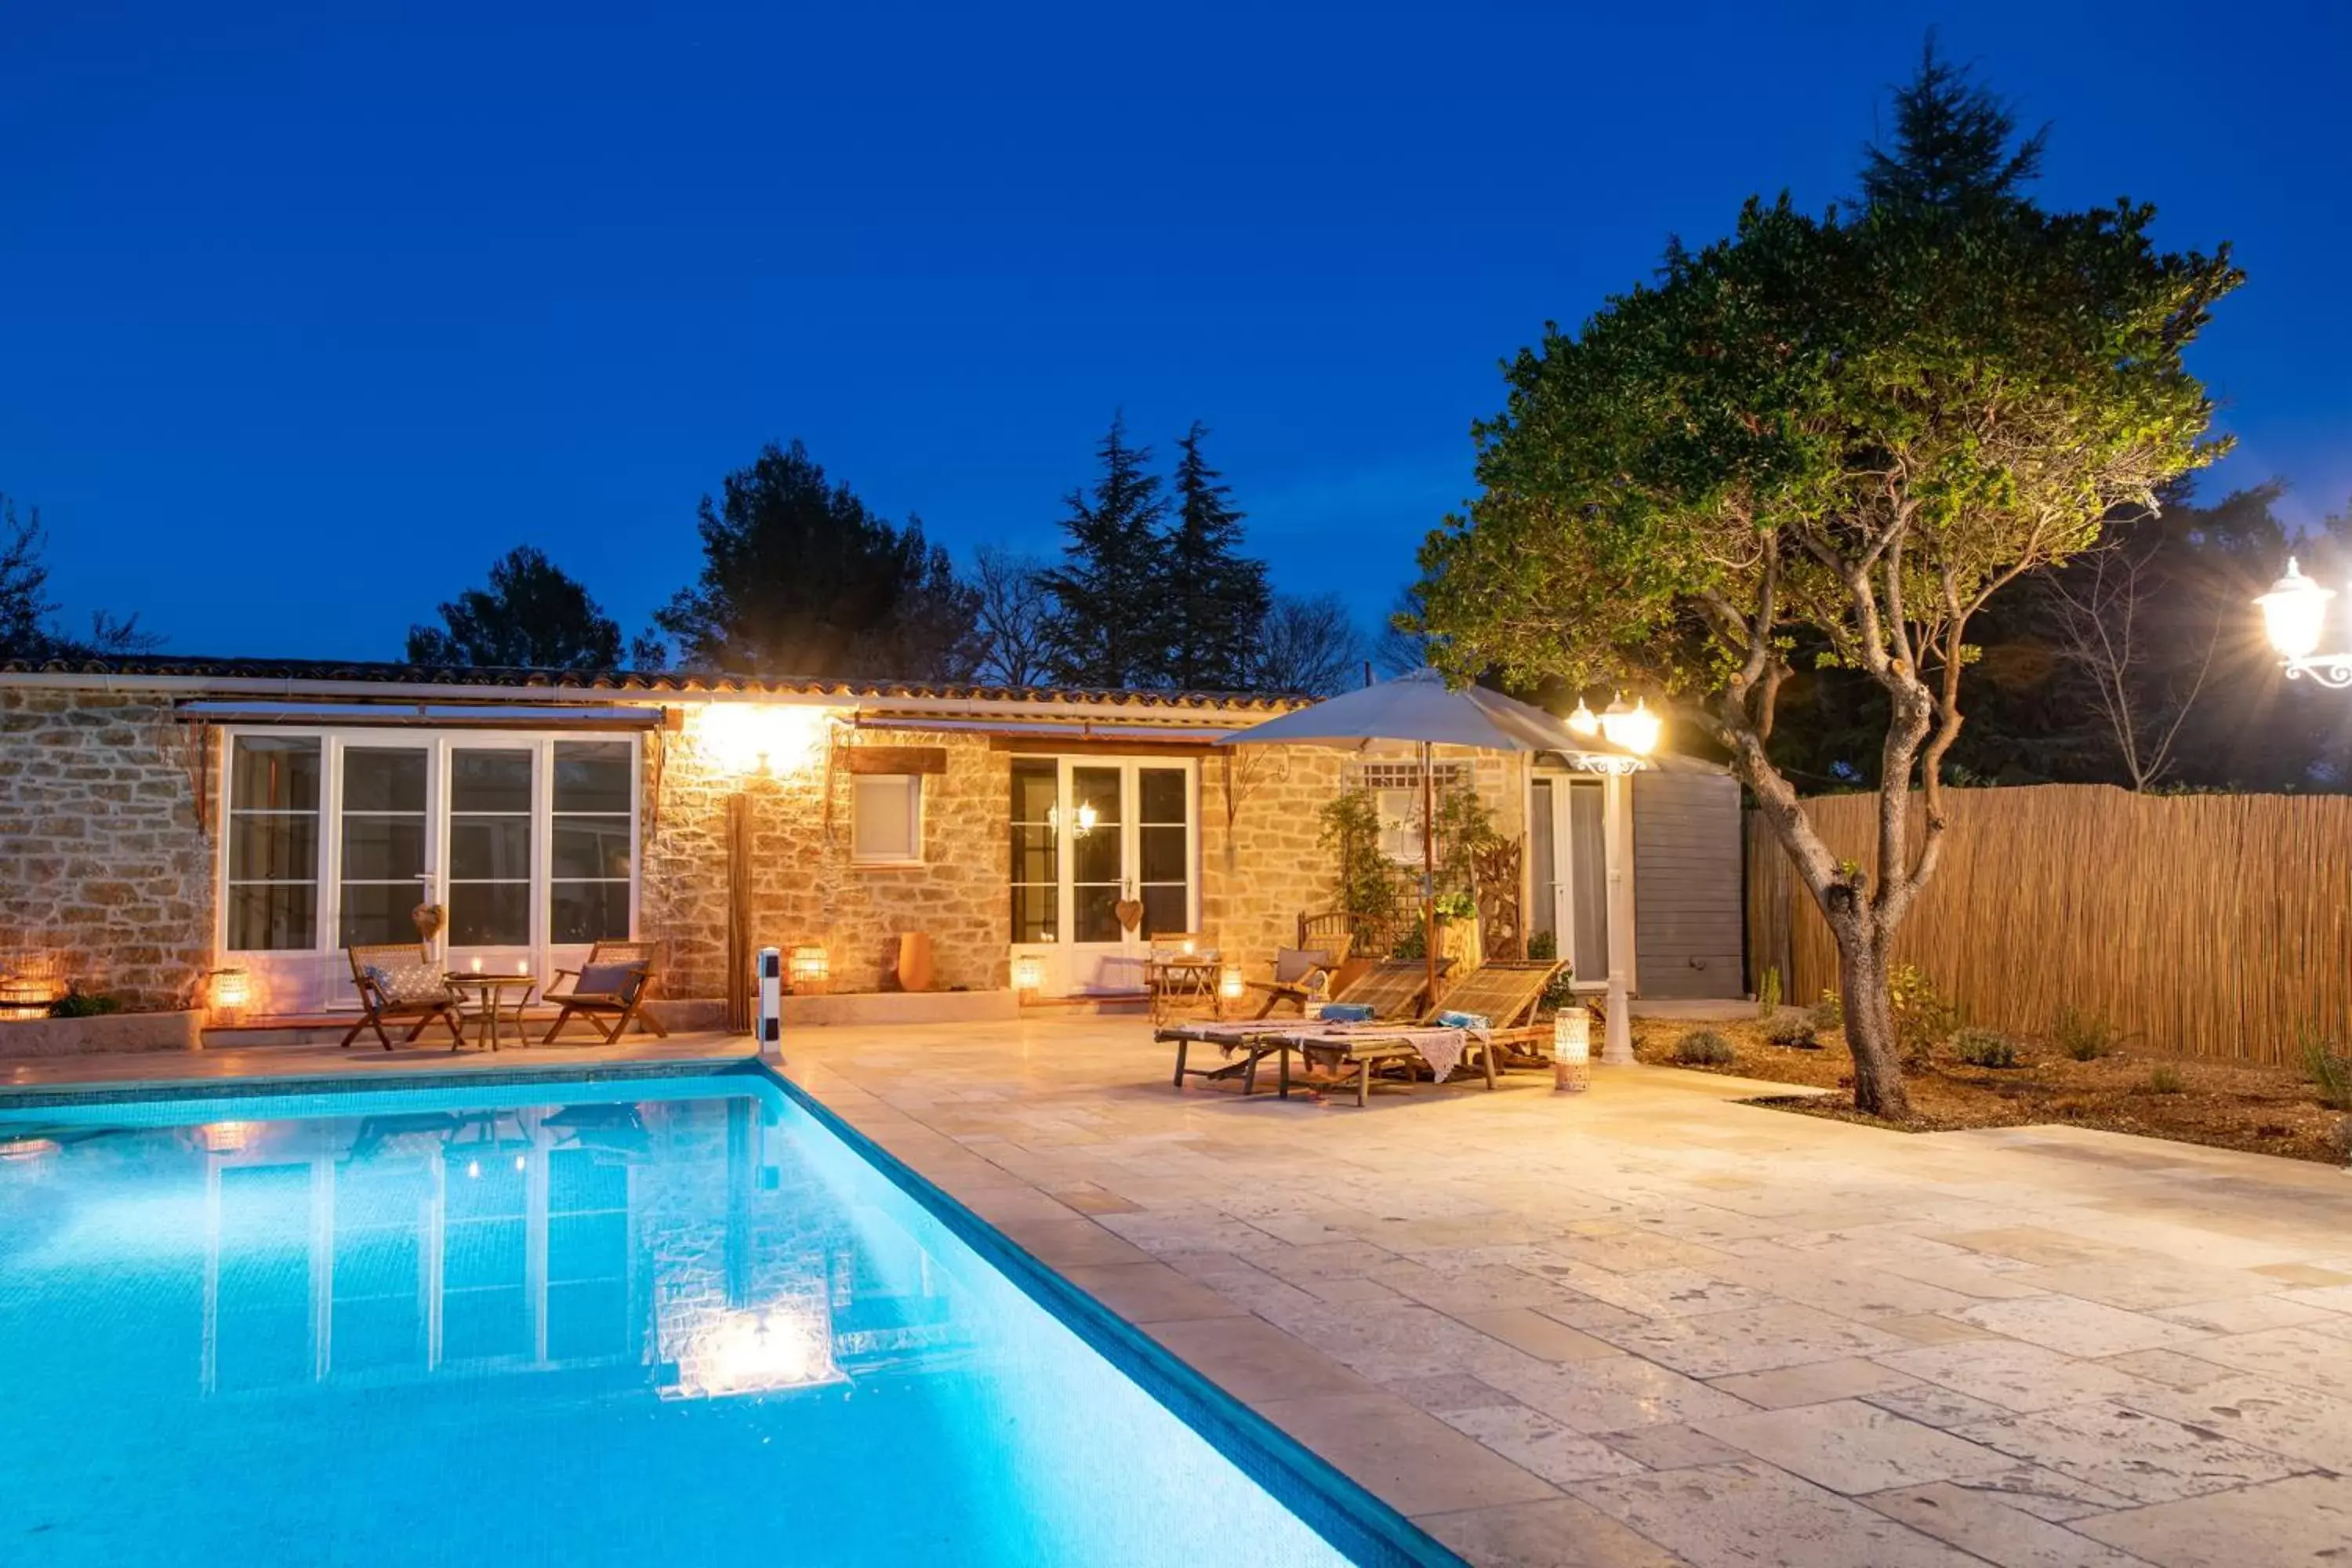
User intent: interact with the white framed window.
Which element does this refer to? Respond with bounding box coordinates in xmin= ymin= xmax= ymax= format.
xmin=1347 ymin=760 xmax=1468 ymax=866
xmin=851 ymin=773 xmax=924 ymax=865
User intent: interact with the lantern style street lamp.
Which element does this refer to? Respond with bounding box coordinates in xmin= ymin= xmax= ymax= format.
xmin=2257 ymin=558 xmax=2352 ymax=686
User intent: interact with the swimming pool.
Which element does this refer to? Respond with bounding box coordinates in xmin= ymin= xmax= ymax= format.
xmin=0 ymin=1065 xmax=1454 ymax=1566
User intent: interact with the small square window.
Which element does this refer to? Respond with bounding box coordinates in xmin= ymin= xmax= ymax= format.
xmin=852 ymin=775 xmax=923 ymax=864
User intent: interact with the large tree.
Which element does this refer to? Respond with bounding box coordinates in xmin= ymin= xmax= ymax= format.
xmin=1416 ymin=63 xmax=2237 ymax=1117
xmin=1 ymin=493 xmax=154 ymax=659
xmin=1253 ymin=593 xmax=1365 ymax=695
xmin=970 ymin=544 xmax=1054 ymax=686
xmin=656 ymin=440 xmax=978 ymax=680
xmin=1155 ymin=422 xmax=1270 ymax=690
xmin=405 ymin=545 xmax=627 ymax=669
xmin=1039 ymin=414 xmax=1170 ymax=687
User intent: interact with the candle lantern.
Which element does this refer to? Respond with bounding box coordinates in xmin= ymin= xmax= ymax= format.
xmin=1218 ymin=964 xmax=1244 ymax=1018
xmin=1012 ymin=953 xmax=1044 ymax=1001
xmin=211 ymin=967 xmax=252 ymax=1025
xmin=1552 ymin=1007 xmax=1592 ymax=1093
xmin=789 ymin=945 xmax=830 ymax=996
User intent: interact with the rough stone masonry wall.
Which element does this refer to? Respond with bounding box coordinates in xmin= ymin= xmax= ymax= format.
xmin=1199 ymin=742 xmax=1526 ymax=974
xmin=641 ymin=710 xmax=1010 ymax=1000
xmin=0 ymin=689 xmax=214 ymax=1010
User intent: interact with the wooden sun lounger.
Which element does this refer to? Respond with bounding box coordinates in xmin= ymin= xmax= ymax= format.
xmin=1158 ymin=1018 xmax=1363 ymax=1097
xmin=1417 ymin=958 xmax=1567 ymax=1076
xmin=1276 ymin=1023 xmax=1494 ymax=1107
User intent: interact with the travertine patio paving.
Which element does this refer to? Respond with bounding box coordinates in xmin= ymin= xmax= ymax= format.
xmin=773 ymin=1016 xmax=2352 ymax=1568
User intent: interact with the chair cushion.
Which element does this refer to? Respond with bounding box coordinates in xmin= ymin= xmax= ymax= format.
xmin=365 ymin=962 xmax=450 ymax=1006
xmin=1318 ymin=1003 xmax=1375 ymax=1022
xmin=1435 ymin=1010 xmax=1492 ymax=1030
xmin=1272 ymin=946 xmax=1335 ymax=985
xmin=575 ymin=961 xmax=646 ymax=998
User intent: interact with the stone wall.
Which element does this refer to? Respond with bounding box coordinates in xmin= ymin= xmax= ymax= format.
xmin=0 ymin=690 xmax=214 ymax=1010
xmin=1200 ymin=742 xmax=1527 ymax=973
xmin=642 ymin=710 xmax=1011 ymax=1000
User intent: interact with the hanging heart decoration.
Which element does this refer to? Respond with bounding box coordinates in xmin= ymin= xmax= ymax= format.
xmin=1112 ymin=898 xmax=1144 ymax=931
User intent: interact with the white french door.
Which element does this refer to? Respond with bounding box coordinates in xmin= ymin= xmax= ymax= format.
xmin=1008 ymin=757 xmax=1197 ymax=996
xmin=1530 ymin=774 xmax=1610 ymax=992
xmin=220 ymin=729 xmax=639 ymax=1014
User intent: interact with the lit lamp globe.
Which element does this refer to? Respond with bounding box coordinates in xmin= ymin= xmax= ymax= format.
xmin=1566 ymin=699 xmax=1601 ymax=739
xmin=2257 ymin=558 xmax=2334 ymax=660
xmin=1599 ymin=695 xmax=1661 ymax=757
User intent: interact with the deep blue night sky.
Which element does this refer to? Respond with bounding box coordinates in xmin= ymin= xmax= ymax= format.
xmin=5 ymin=2 xmax=2347 ymax=662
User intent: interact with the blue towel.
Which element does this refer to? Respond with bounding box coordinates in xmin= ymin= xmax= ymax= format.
xmin=1435 ymin=1010 xmax=1491 ymax=1029
xmin=1319 ymin=1003 xmax=1375 ymax=1022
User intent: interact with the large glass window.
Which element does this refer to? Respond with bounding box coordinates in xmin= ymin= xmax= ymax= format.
xmin=550 ymin=742 xmax=633 ymax=943
xmin=227 ymin=737 xmax=321 ymax=951
xmin=1008 ymin=760 xmax=1058 ymax=942
xmin=448 ymin=749 xmax=534 ymax=946
xmin=1069 ymin=766 xmax=1123 ymax=943
xmin=338 ymin=747 xmax=429 ymax=946
xmin=1137 ymin=767 xmax=1189 ymax=938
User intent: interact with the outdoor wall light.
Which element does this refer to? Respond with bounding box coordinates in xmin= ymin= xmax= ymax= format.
xmin=1598 ymin=695 xmax=1661 ymax=757
xmin=702 ymin=704 xmax=829 ymax=776
xmin=2257 ymin=557 xmax=2351 ymax=684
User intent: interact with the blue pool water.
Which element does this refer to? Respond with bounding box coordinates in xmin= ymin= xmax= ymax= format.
xmin=0 ymin=1068 xmax=1443 ymax=1566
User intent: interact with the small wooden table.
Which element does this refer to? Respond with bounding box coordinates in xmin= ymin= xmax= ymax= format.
xmin=1148 ymin=952 xmax=1221 ymax=1023
xmin=444 ymin=973 xmax=535 ymax=1053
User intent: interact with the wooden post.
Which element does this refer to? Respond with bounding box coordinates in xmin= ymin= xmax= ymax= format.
xmin=725 ymin=791 xmax=753 ymax=1034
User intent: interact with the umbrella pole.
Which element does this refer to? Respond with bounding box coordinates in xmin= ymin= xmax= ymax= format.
xmin=1422 ymin=740 xmax=1439 ymax=1010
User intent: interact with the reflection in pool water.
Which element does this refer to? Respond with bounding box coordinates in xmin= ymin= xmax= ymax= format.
xmin=0 ymin=1075 xmax=1385 ymax=1566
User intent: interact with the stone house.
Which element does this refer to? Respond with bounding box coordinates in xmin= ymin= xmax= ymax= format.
xmin=0 ymin=655 xmax=1744 ymax=1025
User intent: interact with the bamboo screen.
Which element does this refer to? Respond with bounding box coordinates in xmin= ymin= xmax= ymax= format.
xmin=1747 ymin=785 xmax=2352 ymax=1064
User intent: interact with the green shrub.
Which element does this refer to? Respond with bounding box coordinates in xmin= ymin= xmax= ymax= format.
xmin=2052 ymin=1005 xmax=2120 ymax=1062
xmin=2329 ymin=1116 xmax=2352 ymax=1165
xmin=1891 ymin=965 xmax=1959 ymax=1069
xmin=1812 ymin=990 xmax=1843 ymax=1033
xmin=2147 ymin=1065 xmax=2186 ymax=1094
xmin=1675 ymin=1029 xmax=1736 ymax=1066
xmin=48 ymin=987 xmax=123 ymax=1019
xmin=1952 ymin=1028 xmax=2020 ymax=1069
xmin=2301 ymin=1028 xmax=2352 ymax=1112
xmin=1762 ymin=1014 xmax=1819 ymax=1050
xmin=1528 ymin=930 xmax=1557 ymax=961
xmin=1757 ymin=966 xmax=1782 ymax=1021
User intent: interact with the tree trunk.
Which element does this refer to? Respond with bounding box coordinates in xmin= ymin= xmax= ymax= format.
xmin=1831 ymin=919 xmax=1911 ymax=1120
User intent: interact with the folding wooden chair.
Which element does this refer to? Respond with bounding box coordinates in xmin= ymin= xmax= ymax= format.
xmin=339 ymin=942 xmax=464 ymax=1051
xmin=541 ymin=940 xmax=668 ymax=1044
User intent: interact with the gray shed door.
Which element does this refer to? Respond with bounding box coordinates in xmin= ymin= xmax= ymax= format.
xmin=1632 ymin=771 xmax=1744 ymax=999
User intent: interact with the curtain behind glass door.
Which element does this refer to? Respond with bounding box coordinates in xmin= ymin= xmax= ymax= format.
xmin=1567 ymin=779 xmax=1610 ymax=984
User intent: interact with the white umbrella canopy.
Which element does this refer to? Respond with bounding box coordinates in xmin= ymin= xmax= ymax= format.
xmin=1219 ymin=670 xmax=1645 ymax=1006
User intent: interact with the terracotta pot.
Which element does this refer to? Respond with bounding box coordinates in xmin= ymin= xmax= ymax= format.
xmin=896 ymin=932 xmax=935 ymax=993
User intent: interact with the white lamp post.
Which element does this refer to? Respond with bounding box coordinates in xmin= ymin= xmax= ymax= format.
xmin=2258 ymin=558 xmax=2350 ymax=685
xmin=1569 ymin=693 xmax=1658 ymax=1067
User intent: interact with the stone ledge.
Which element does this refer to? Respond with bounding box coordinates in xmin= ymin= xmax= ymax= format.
xmin=0 ymin=1009 xmax=203 ymax=1058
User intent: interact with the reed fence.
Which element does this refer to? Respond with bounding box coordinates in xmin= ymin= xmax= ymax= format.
xmin=1745 ymin=784 xmax=2352 ymax=1065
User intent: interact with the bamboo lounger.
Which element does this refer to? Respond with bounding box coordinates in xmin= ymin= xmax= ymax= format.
xmin=1279 ymin=1024 xmax=1497 ymax=1107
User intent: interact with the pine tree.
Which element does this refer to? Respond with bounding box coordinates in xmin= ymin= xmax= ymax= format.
xmin=405 ymin=545 xmax=626 ymax=669
xmin=1156 ymin=422 xmax=1271 ymax=690
xmin=1038 ymin=414 xmax=1170 ymax=687
xmin=1858 ymin=34 xmax=2047 ymax=215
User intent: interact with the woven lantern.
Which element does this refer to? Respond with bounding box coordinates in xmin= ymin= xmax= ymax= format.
xmin=789 ymin=945 xmax=829 ymax=996
xmin=1552 ymin=1007 xmax=1591 ymax=1093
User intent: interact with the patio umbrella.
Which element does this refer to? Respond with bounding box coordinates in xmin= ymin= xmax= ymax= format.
xmin=1219 ymin=669 xmax=1639 ymax=1008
